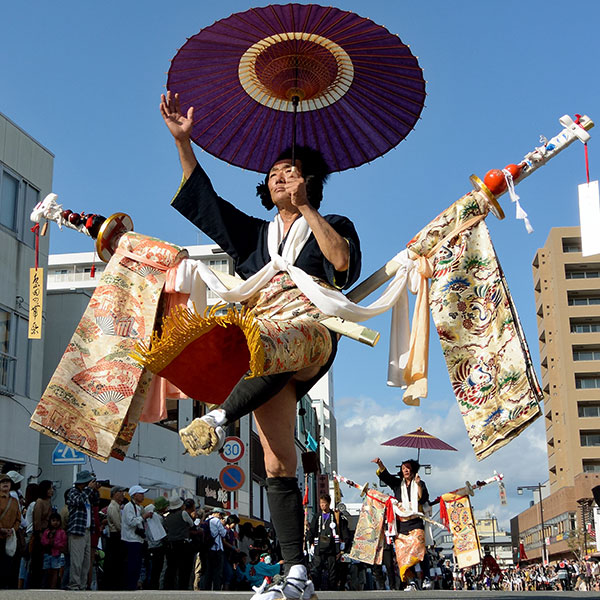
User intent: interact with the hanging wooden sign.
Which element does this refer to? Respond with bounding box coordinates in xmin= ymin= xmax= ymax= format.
xmin=28 ymin=267 xmax=43 ymax=339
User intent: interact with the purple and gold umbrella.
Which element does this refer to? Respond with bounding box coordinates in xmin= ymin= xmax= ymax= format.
xmin=382 ymin=427 xmax=457 ymax=461
xmin=167 ymin=3 xmax=426 ymax=173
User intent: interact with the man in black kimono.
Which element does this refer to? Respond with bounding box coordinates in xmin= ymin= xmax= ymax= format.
xmin=160 ymin=91 xmax=361 ymax=599
xmin=308 ymin=494 xmax=350 ymax=591
xmin=372 ymin=457 xmax=429 ymax=590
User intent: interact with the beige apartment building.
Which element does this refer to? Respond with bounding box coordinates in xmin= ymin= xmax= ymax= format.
xmin=511 ymin=226 xmax=600 ymax=562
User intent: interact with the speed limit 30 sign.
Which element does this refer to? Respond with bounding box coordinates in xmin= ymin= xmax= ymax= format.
xmin=220 ymin=436 xmax=245 ymax=463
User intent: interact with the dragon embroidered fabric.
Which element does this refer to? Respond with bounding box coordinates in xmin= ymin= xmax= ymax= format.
xmin=407 ymin=192 xmax=542 ymax=460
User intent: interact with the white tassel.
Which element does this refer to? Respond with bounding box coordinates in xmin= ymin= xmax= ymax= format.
xmin=503 ymin=169 xmax=533 ymax=233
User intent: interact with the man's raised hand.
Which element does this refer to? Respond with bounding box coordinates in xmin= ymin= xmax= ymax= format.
xmin=160 ymin=91 xmax=194 ymax=141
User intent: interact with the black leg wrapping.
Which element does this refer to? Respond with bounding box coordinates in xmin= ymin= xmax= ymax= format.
xmin=266 ymin=477 xmax=305 ymax=569
xmin=221 ymin=372 xmax=293 ymax=423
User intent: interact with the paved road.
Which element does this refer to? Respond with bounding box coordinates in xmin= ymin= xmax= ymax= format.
xmin=0 ymin=591 xmax=597 ymax=599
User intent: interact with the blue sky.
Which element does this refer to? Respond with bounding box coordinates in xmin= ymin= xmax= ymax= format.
xmin=2 ymin=0 xmax=599 ymax=528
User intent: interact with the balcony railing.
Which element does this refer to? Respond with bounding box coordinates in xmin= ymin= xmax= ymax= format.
xmin=48 ymin=271 xmax=104 ymax=284
xmin=0 ymin=352 xmax=16 ymax=394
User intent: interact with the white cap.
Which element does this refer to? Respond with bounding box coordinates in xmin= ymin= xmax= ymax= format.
xmin=6 ymin=471 xmax=24 ymax=484
xmin=129 ymin=485 xmax=148 ymax=496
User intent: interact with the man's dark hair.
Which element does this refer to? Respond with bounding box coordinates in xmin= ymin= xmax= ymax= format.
xmin=319 ymin=493 xmax=331 ymax=503
xmin=400 ymin=459 xmax=420 ymax=476
xmin=256 ymin=146 xmax=330 ymax=211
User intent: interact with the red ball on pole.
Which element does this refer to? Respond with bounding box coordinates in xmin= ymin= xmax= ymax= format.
xmin=483 ymin=169 xmax=507 ymax=195
xmin=504 ymin=163 xmax=522 ymax=181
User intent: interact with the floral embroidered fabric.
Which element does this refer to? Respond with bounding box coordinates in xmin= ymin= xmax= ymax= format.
xmin=407 ymin=192 xmax=542 ymax=460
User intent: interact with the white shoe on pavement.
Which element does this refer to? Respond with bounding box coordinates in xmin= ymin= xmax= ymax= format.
xmin=249 ymin=564 xmax=318 ymax=600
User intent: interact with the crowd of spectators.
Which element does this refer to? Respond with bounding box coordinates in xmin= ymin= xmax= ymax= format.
xmin=3 ymin=466 xmax=600 ymax=593
xmin=0 ymin=468 xmax=287 ymax=591
xmin=500 ymin=558 xmax=600 ymax=592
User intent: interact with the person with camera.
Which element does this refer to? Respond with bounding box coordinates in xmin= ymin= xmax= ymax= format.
xmin=121 ymin=485 xmax=151 ymax=590
xmin=201 ymin=507 xmax=228 ymax=591
xmin=65 ymin=470 xmax=97 ymax=591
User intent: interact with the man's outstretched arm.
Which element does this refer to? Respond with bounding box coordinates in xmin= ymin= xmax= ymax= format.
xmin=160 ymin=90 xmax=197 ymax=179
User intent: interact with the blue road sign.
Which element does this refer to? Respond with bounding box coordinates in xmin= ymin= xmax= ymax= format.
xmin=52 ymin=442 xmax=87 ymax=465
xmin=219 ymin=465 xmax=245 ymax=491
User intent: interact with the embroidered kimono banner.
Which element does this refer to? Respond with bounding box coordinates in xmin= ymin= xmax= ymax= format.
xmin=30 ymin=233 xmax=187 ymax=462
xmin=348 ymin=489 xmax=387 ymax=565
xmin=441 ymin=492 xmax=481 ymax=569
xmin=408 ymin=192 xmax=542 ymax=460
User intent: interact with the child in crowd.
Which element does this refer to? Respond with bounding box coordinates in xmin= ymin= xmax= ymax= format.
xmin=41 ymin=513 xmax=67 ymax=589
xmin=247 ymin=549 xmax=284 ymax=591
xmin=233 ymin=551 xmax=252 ymax=591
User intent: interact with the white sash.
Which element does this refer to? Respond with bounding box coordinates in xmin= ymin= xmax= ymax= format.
xmin=174 ymin=215 xmax=419 ymax=386
xmin=400 ymin=479 xmax=420 ymax=515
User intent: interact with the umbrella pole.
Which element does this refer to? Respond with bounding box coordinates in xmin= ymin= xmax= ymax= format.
xmin=291 ymin=95 xmax=299 ymax=168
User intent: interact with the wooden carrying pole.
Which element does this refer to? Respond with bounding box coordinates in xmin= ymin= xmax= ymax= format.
xmin=343 ymin=113 xmax=595 ymax=308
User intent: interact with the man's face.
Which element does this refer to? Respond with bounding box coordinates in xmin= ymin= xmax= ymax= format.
xmin=401 ymin=463 xmax=413 ymax=480
xmin=133 ymin=492 xmax=144 ymax=504
xmin=114 ymin=491 xmax=124 ymax=504
xmin=0 ymin=481 xmax=10 ymax=495
xmin=319 ymin=498 xmax=330 ymax=512
xmin=267 ymin=159 xmax=302 ymax=207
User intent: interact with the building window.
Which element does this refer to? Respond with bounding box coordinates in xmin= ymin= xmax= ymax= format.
xmin=156 ymin=399 xmax=179 ymax=431
xmin=566 ymin=270 xmax=600 ymax=279
xmin=573 ymin=349 xmax=600 ymax=361
xmin=571 ymin=321 xmax=600 ymax=333
xmin=563 ymin=239 xmax=582 ymax=253
xmin=0 ymin=170 xmax=19 ymax=231
xmin=583 ymin=459 xmax=600 ymax=472
xmin=22 ymin=184 xmax=40 ymax=247
xmin=209 ymin=258 xmax=229 ymax=273
xmin=0 ymin=166 xmax=40 ymax=247
xmin=0 ymin=309 xmax=30 ymax=396
xmin=0 ymin=309 xmax=13 ymax=392
xmin=580 ymin=431 xmax=600 ymax=446
xmin=576 ymin=375 xmax=600 ymax=389
xmin=578 ymin=403 xmax=600 ymax=418
xmin=568 ymin=294 xmax=600 ymax=306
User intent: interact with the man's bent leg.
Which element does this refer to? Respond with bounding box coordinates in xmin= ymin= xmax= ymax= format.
xmin=180 ymin=371 xmax=294 ymax=455
xmin=180 ymin=334 xmax=335 ymax=456
xmin=255 ymin=382 xmax=304 ymax=569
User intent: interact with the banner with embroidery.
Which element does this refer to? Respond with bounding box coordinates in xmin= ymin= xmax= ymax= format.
xmin=441 ymin=492 xmax=481 ymax=569
xmin=30 ymin=233 xmax=187 ymax=462
xmin=408 ymin=192 xmax=542 ymax=460
xmin=348 ymin=488 xmax=387 ymax=565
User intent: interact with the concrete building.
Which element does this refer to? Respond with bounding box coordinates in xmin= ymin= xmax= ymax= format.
xmin=0 ymin=112 xmax=53 ymax=483
xmin=511 ymin=227 xmax=600 ymax=562
xmin=42 ymin=243 xmax=335 ymax=522
xmin=475 ymin=516 xmax=513 ymax=567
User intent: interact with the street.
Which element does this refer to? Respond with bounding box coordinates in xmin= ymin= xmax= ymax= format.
xmin=0 ymin=591 xmax=597 ymax=600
